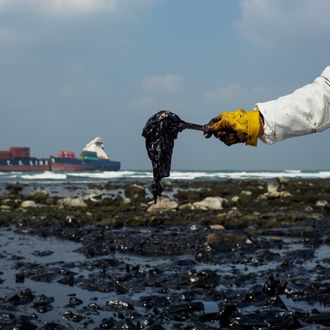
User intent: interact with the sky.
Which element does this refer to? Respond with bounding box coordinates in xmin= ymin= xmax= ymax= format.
xmin=1 ymin=0 xmax=330 ymax=171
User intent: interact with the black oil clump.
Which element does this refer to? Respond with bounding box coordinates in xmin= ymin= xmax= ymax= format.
xmin=142 ymin=111 xmax=204 ymax=202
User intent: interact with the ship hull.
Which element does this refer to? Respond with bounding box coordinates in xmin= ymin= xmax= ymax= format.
xmin=50 ymin=157 xmax=121 ymax=172
xmin=0 ymin=158 xmax=50 ymax=172
xmin=0 ymin=157 xmax=121 ymax=172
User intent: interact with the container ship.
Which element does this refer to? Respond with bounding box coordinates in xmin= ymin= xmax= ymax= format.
xmin=0 ymin=137 xmax=120 ymax=172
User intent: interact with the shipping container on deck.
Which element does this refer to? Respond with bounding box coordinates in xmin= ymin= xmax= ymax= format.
xmin=57 ymin=151 xmax=76 ymax=159
xmin=10 ymin=147 xmax=30 ymax=158
xmin=0 ymin=150 xmax=11 ymax=159
xmin=81 ymin=151 xmax=98 ymax=161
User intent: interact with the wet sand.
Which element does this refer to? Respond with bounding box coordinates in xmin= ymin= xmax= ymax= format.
xmin=0 ymin=178 xmax=330 ymax=329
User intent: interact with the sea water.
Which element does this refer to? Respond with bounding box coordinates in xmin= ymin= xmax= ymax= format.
xmin=0 ymin=169 xmax=328 ymax=198
xmin=0 ymin=169 xmax=330 ymax=185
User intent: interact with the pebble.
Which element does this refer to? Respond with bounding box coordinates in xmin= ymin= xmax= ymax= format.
xmin=147 ymin=198 xmax=178 ymax=213
xmin=193 ymin=196 xmax=227 ymax=211
xmin=21 ymin=200 xmax=38 ymax=208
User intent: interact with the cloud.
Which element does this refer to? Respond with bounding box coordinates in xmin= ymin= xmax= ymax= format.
xmin=204 ymin=84 xmax=265 ymax=107
xmin=236 ymin=0 xmax=330 ymax=48
xmin=43 ymin=0 xmax=117 ymax=14
xmin=0 ymin=0 xmax=158 ymax=16
xmin=142 ymin=74 xmax=185 ymax=93
xmin=0 ymin=0 xmax=110 ymax=13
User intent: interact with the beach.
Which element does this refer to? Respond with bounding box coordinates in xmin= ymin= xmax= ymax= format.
xmin=0 ymin=174 xmax=330 ymax=329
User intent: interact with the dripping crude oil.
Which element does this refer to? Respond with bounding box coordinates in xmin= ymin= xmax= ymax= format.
xmin=142 ymin=111 xmax=205 ymax=202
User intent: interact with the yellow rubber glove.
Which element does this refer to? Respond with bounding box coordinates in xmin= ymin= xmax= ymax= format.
xmin=205 ymin=109 xmax=261 ymax=146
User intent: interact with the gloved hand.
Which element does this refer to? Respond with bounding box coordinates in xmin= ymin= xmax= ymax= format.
xmin=204 ymin=109 xmax=262 ymax=146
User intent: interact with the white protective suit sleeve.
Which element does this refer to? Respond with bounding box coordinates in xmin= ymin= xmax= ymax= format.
xmin=257 ymin=66 xmax=330 ymax=144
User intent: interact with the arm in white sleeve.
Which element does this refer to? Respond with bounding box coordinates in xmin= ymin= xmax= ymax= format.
xmin=256 ymin=66 xmax=330 ymax=144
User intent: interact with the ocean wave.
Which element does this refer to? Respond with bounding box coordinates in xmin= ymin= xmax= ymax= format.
xmin=67 ymin=171 xmax=153 ymax=179
xmin=1 ymin=170 xmax=330 ymax=182
xmin=318 ymin=171 xmax=330 ymax=178
xmin=169 ymin=170 xmax=330 ymax=180
xmin=21 ymin=172 xmax=67 ymax=180
xmin=284 ymin=169 xmax=302 ymax=174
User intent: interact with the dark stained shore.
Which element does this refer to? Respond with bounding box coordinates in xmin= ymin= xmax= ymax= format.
xmin=0 ymin=178 xmax=330 ymax=329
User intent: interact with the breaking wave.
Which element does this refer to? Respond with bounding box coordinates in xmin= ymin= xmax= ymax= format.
xmin=21 ymin=172 xmax=67 ymax=180
xmin=0 ymin=169 xmax=330 ymax=184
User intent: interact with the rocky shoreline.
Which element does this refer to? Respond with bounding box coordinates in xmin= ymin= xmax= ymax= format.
xmin=0 ymin=178 xmax=330 ymax=329
xmin=1 ymin=177 xmax=330 ymax=227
